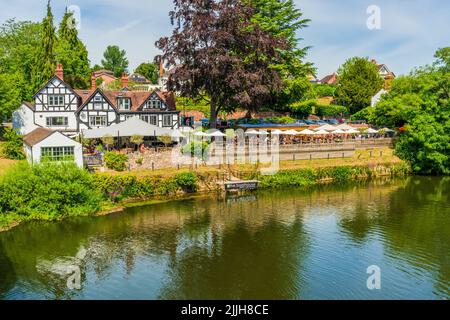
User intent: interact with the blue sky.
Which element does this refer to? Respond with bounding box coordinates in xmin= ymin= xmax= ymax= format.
xmin=1 ymin=0 xmax=449 ymax=78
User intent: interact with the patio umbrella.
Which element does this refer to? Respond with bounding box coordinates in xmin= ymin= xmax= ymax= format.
xmin=171 ymin=130 xmax=185 ymax=139
xmin=82 ymin=117 xmax=174 ymax=138
xmin=271 ymin=129 xmax=284 ymax=135
xmin=366 ymin=128 xmax=379 ymax=134
xmin=285 ymin=129 xmax=299 ymax=135
xmin=314 ymin=130 xmax=330 ymax=135
xmin=381 ymin=127 xmax=395 ymax=133
xmin=299 ymin=129 xmax=315 ymax=135
xmin=336 ymin=124 xmax=355 ymax=131
xmin=331 ymin=129 xmax=346 ymax=135
xmin=194 ymin=131 xmax=208 ymax=137
xmin=314 ymin=124 xmax=336 ymax=132
xmin=259 ymin=130 xmax=269 ymax=135
xmin=245 ymin=129 xmax=260 ymax=135
xmin=207 ymin=130 xmax=227 ymax=137
xmin=345 ymin=129 xmax=360 ymax=134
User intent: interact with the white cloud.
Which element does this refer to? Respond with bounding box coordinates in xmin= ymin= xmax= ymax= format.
xmin=1 ymin=0 xmax=449 ymax=76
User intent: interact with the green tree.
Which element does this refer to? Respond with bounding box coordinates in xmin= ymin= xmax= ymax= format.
xmin=0 ymin=20 xmax=42 ymax=120
xmin=157 ymin=0 xmax=292 ymax=128
xmin=249 ymin=0 xmax=314 ymax=108
xmin=101 ymin=45 xmax=129 ymax=77
xmin=371 ymin=48 xmax=450 ymax=175
xmin=1 ymin=128 xmax=25 ymax=160
xmin=335 ymin=57 xmax=384 ymax=114
xmin=32 ymin=0 xmax=56 ymax=92
xmin=135 ymin=62 xmax=159 ymax=84
xmin=55 ymin=9 xmax=90 ymax=88
xmin=0 ymin=72 xmax=26 ymax=121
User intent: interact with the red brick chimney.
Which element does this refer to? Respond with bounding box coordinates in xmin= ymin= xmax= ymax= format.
xmin=91 ymin=74 xmax=97 ymax=90
xmin=55 ymin=63 xmax=64 ymax=80
xmin=121 ymin=72 xmax=129 ymax=88
xmin=159 ymin=62 xmax=164 ymax=78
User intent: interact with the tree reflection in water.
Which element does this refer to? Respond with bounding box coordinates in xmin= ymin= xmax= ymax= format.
xmin=0 ymin=177 xmax=448 ymax=299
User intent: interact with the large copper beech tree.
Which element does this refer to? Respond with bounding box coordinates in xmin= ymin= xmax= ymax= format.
xmin=156 ymin=0 xmax=289 ymax=128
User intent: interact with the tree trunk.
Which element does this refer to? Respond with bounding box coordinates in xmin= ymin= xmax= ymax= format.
xmin=210 ymin=98 xmax=218 ymax=129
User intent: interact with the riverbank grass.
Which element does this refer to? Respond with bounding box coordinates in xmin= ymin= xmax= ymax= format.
xmin=0 ymin=147 xmax=408 ymax=232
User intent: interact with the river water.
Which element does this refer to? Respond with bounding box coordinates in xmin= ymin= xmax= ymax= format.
xmin=0 ymin=176 xmax=449 ymax=300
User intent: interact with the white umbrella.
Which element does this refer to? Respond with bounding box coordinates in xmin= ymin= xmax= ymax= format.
xmin=331 ymin=129 xmax=346 ymax=134
xmin=366 ymin=128 xmax=379 ymax=134
xmin=345 ymin=129 xmax=360 ymax=134
xmin=299 ymin=129 xmax=315 ymax=135
xmin=171 ymin=130 xmax=185 ymax=138
xmin=381 ymin=127 xmax=395 ymax=133
xmin=285 ymin=129 xmax=299 ymax=135
xmin=194 ymin=131 xmax=208 ymax=137
xmin=179 ymin=126 xmax=194 ymax=133
xmin=314 ymin=124 xmax=336 ymax=132
xmin=82 ymin=117 xmax=173 ymax=138
xmin=245 ymin=129 xmax=260 ymax=135
xmin=336 ymin=124 xmax=355 ymax=131
xmin=271 ymin=129 xmax=284 ymax=135
xmin=207 ymin=130 xmax=227 ymax=137
xmin=259 ymin=130 xmax=269 ymax=135
xmin=314 ymin=130 xmax=330 ymax=135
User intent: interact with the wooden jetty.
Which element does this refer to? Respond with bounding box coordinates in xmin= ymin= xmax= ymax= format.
xmin=223 ymin=180 xmax=259 ymax=192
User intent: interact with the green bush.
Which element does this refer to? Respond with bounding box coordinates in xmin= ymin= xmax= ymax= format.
xmin=288 ymin=100 xmax=316 ymax=119
xmin=0 ymin=163 xmax=102 ymax=219
xmin=270 ymin=116 xmax=296 ymax=124
xmin=316 ymin=105 xmax=348 ymax=118
xmin=104 ymin=152 xmax=128 ymax=171
xmin=350 ymin=107 xmax=374 ymax=122
xmin=175 ymin=172 xmax=197 ymax=192
xmin=1 ymin=128 xmax=25 ymax=160
xmin=313 ymin=84 xmax=337 ymax=98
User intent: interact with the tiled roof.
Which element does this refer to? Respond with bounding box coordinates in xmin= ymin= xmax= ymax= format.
xmin=74 ymin=89 xmax=96 ymax=105
xmin=23 ymin=101 xmax=35 ymax=111
xmin=23 ymin=128 xmax=54 ymax=147
xmin=320 ymin=73 xmax=337 ymax=84
xmin=74 ymin=89 xmax=177 ymax=112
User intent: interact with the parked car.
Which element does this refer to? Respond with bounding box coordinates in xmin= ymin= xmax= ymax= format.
xmin=326 ymin=119 xmax=339 ymax=125
xmin=348 ymin=120 xmax=367 ymax=125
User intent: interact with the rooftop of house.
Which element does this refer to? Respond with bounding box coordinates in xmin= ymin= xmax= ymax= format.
xmin=23 ymin=128 xmax=54 ymax=147
xmin=73 ymin=89 xmax=176 ymax=111
xmin=320 ymin=73 xmax=338 ymax=84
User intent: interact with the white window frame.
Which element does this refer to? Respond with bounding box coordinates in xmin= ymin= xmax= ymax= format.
xmin=48 ymin=95 xmax=65 ymax=107
xmin=163 ymin=114 xmax=172 ymax=127
xmin=89 ymin=116 xmax=107 ymax=127
xmin=46 ymin=117 xmax=68 ymax=127
xmin=41 ymin=146 xmax=75 ymax=162
xmin=140 ymin=115 xmax=158 ymax=126
xmin=118 ymin=98 xmax=131 ymax=110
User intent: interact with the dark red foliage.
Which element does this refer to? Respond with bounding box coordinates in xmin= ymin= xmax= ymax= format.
xmin=156 ymin=0 xmax=288 ymax=126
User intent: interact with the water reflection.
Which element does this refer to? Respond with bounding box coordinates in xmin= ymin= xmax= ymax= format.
xmin=0 ymin=177 xmax=448 ymax=300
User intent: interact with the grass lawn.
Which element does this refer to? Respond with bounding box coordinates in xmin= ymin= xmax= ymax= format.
xmin=0 ymin=142 xmax=23 ymax=176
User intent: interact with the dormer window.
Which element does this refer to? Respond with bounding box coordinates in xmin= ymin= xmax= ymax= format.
xmin=48 ymin=95 xmax=64 ymax=107
xmin=147 ymin=98 xmax=162 ymax=109
xmin=118 ymin=97 xmax=131 ymax=110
